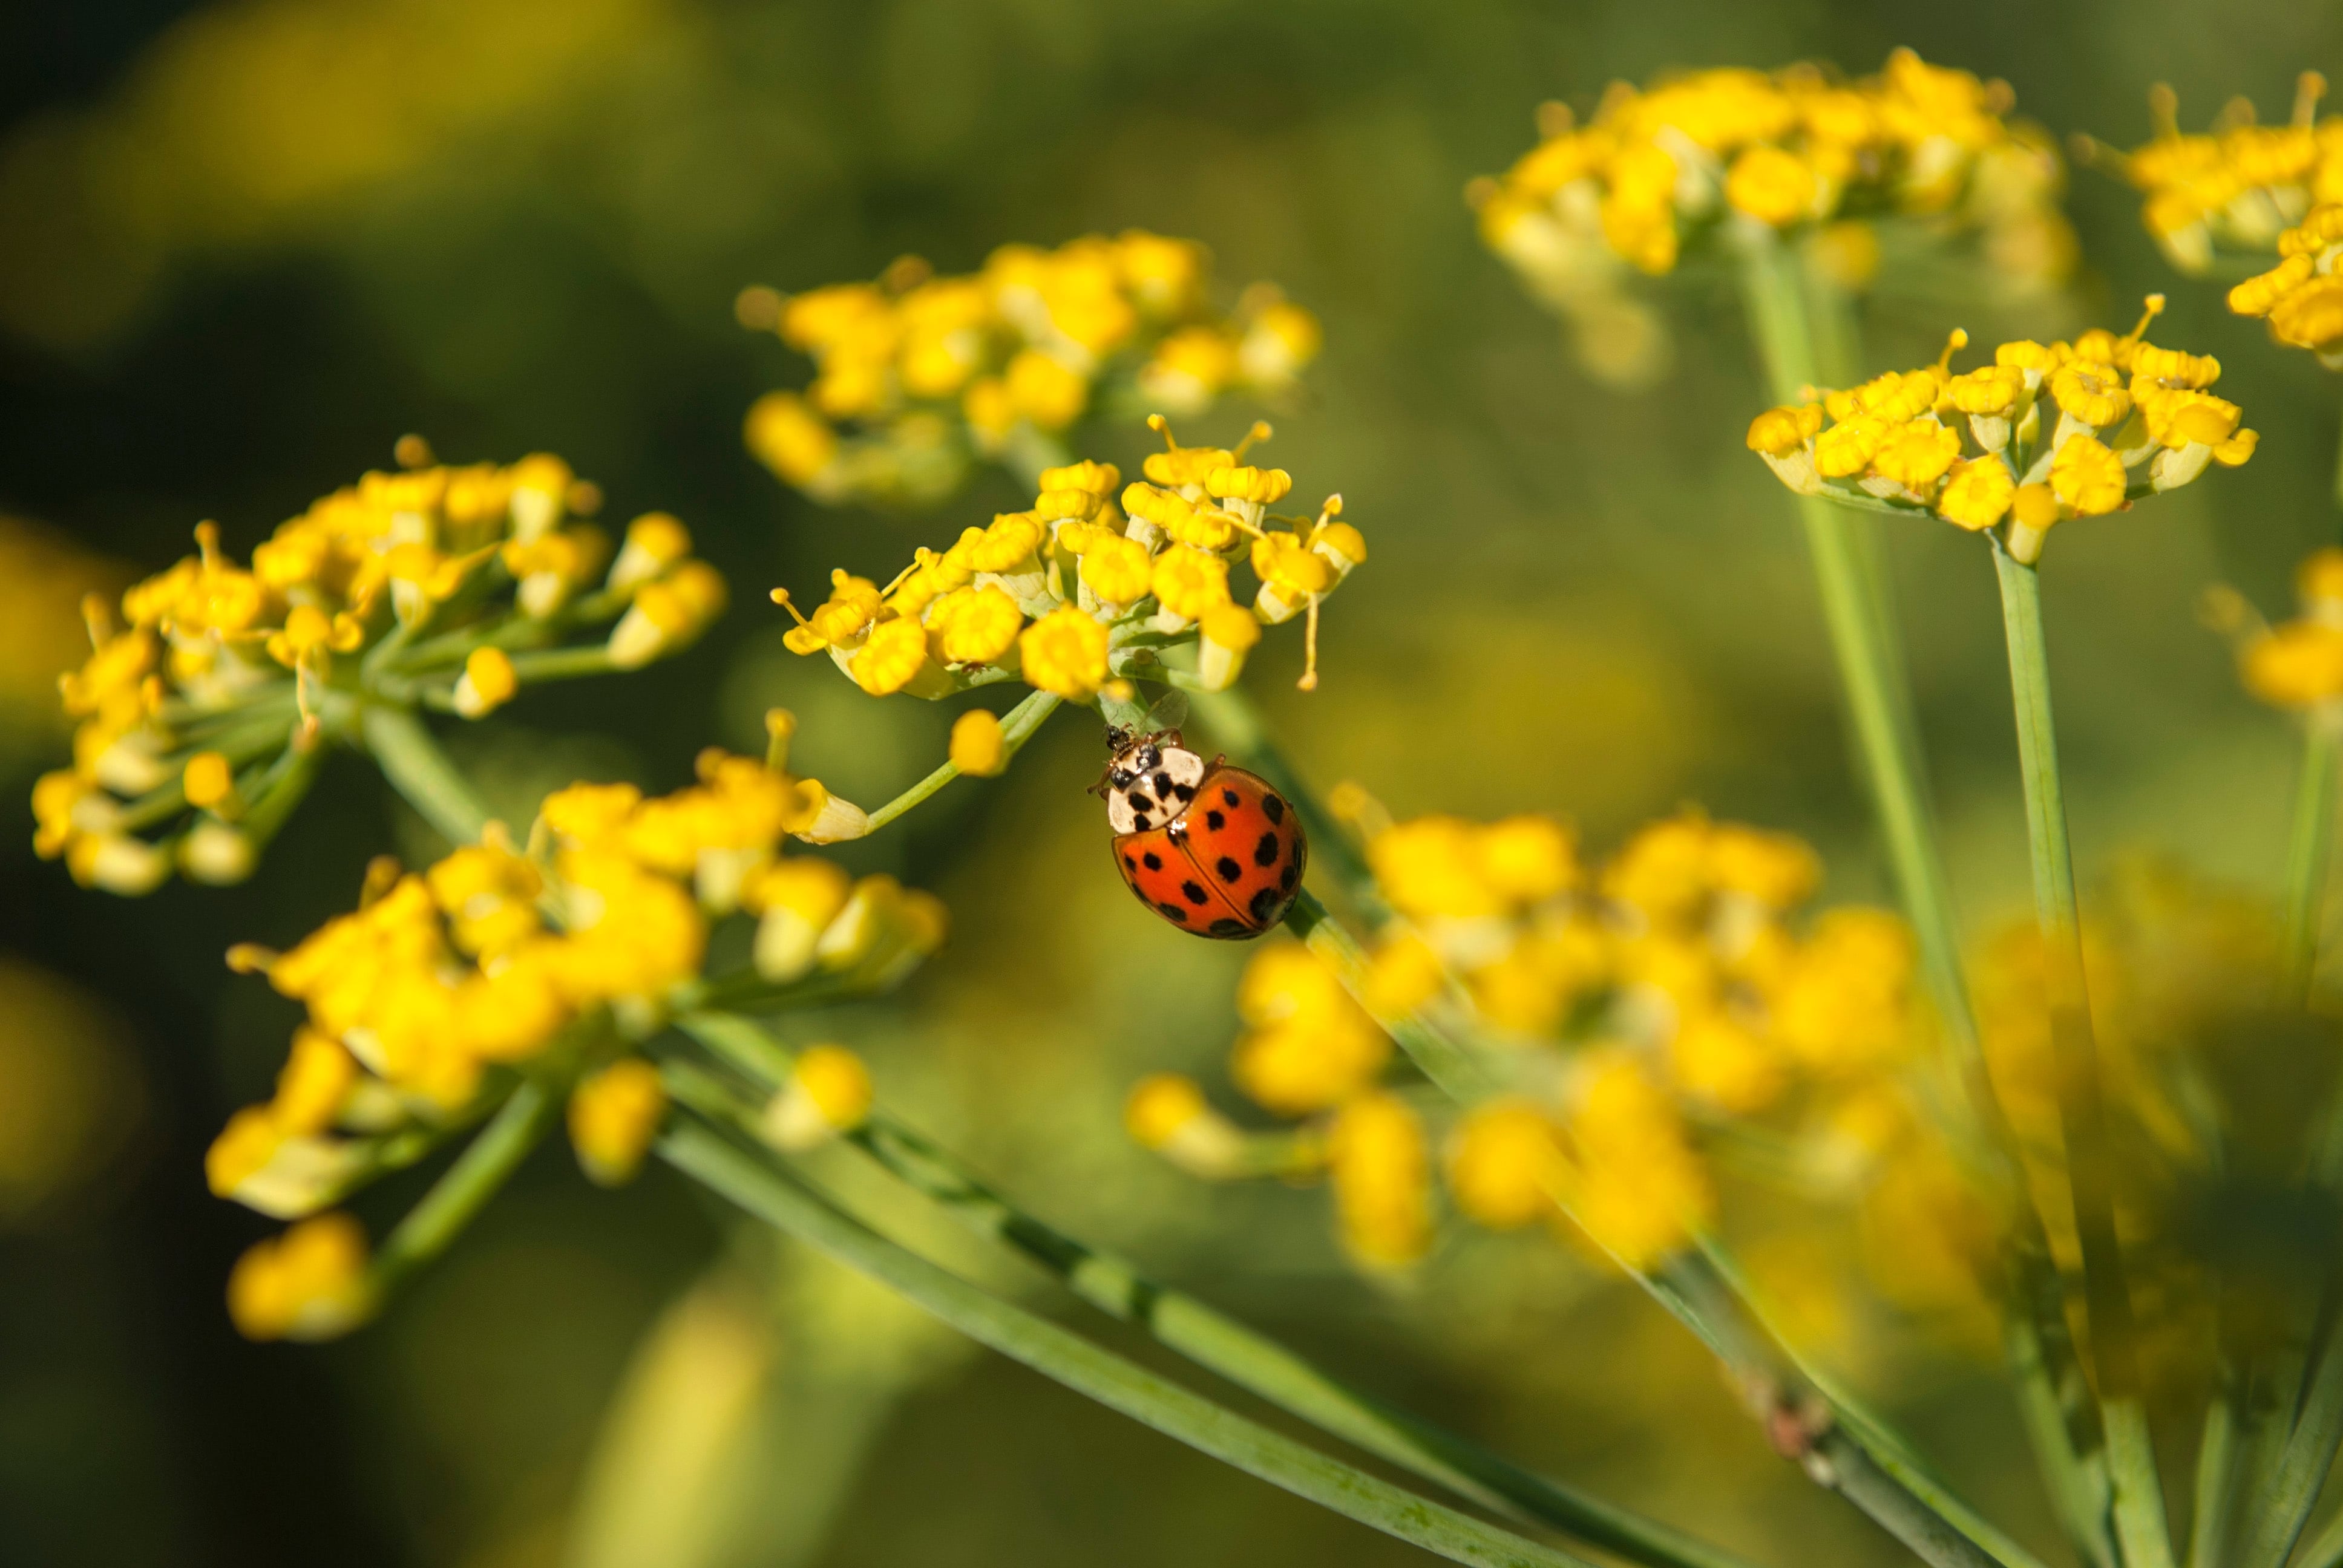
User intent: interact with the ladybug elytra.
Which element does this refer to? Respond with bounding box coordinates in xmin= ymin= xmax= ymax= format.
xmin=1101 ymin=724 xmax=1306 ymax=939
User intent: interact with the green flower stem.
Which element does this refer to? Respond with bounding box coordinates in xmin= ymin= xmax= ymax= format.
xmin=2006 ymin=1311 xmax=2116 ymax=1568
xmin=1755 ymin=230 xmax=2106 ymax=1564
xmin=2289 ymin=1477 xmax=2343 ymax=1568
xmin=369 ymin=1079 xmax=559 ymax=1295
xmin=862 ymin=690 xmax=1064 ymax=836
xmin=2281 ymin=727 xmax=2336 ymax=1000
xmin=668 ymin=1016 xmax=1750 ymax=1568
xmin=1736 ymin=232 xmax=1985 ymax=1094
xmin=1991 ymin=543 xmax=2175 ymax=1568
xmin=657 ymin=1112 xmax=1600 ymax=1568
xmin=2236 ymin=1303 xmax=2343 ymax=1568
xmin=359 ymin=702 xmax=493 ymax=844
xmin=2187 ymin=1386 xmax=2238 ymax=1568
xmin=1691 ymin=1238 xmax=2051 ymax=1568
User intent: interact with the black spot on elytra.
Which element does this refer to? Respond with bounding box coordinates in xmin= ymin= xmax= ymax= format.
xmin=1153 ymin=771 xmax=1173 ymax=798
xmin=1249 ymin=886 xmax=1279 ymax=924
xmin=1207 ymin=918 xmax=1250 ymax=938
xmin=1157 ymin=901 xmax=1190 ymax=923
xmin=1280 ymin=860 xmax=1299 ymax=892
xmin=1261 ymin=794 xmax=1284 ymax=825
xmin=1221 ymin=786 xmax=1240 ymax=807
xmin=1205 ymin=809 xmax=1226 ymax=831
xmin=1181 ymin=881 xmax=1210 ymax=905
xmin=1215 ymin=856 xmax=1242 ymax=883
xmin=1122 ymin=854 xmax=1136 ymax=870
xmin=1142 ymin=851 xmax=1163 ymax=871
xmin=1254 ymin=831 xmax=1279 ymax=867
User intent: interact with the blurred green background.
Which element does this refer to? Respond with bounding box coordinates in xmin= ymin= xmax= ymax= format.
xmin=4 ymin=1 xmax=2342 ymax=1563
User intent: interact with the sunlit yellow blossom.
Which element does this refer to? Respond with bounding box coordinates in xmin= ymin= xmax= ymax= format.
xmin=1747 ymin=303 xmax=2244 ymax=559
xmin=1017 ymin=606 xmax=1109 ymax=701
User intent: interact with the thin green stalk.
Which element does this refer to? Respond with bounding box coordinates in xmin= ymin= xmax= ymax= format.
xmin=658 ymin=1113 xmax=1599 ymax=1568
xmin=2237 ymin=1274 xmax=2343 ymax=1568
xmin=1693 ymin=1237 xmax=2053 ymax=1568
xmin=863 ymin=690 xmax=1064 ymax=835
xmin=1736 ymin=231 xmax=1985 ymax=1089
xmin=667 ymin=1016 xmax=1752 ymax=1568
xmin=2008 ymin=1310 xmax=2117 ymax=1568
xmin=2292 ymin=1485 xmax=2343 ymax=1568
xmin=370 ymin=1079 xmax=560 ymax=1292
xmin=1992 ymin=543 xmax=2176 ymax=1568
xmin=2281 ymin=728 xmax=2336 ymax=1001
xmin=360 ymin=703 xmax=492 ymax=844
xmin=1740 ymin=259 xmax=2108 ymax=1556
xmin=2188 ymin=1387 xmax=2238 ymax=1568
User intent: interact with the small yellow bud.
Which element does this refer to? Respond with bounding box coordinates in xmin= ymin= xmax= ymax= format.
xmin=183 ymin=751 xmax=237 ymax=811
xmin=227 ymin=1213 xmax=375 ymax=1341
xmin=453 ymin=646 xmax=519 ymax=719
xmin=950 ymin=709 xmax=1008 ymax=777
xmin=569 ymin=1059 xmax=668 ymax=1186
xmin=762 ymin=1044 xmax=873 ymax=1150
xmin=608 ymin=513 xmax=695 ymax=594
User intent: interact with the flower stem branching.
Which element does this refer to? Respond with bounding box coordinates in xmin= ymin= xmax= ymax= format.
xmin=360 ymin=703 xmax=493 ymax=844
xmin=666 ymin=1013 xmax=1758 ymax=1568
xmin=657 ymin=1111 xmax=1604 ymax=1568
xmin=369 ymin=1078 xmax=561 ymax=1296
xmin=862 ymin=690 xmax=1064 ymax=836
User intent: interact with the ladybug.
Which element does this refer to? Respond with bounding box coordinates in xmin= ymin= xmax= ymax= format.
xmin=1101 ymin=723 xmax=1306 ymax=939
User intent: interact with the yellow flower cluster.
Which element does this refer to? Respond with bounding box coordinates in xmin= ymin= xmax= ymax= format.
xmin=2210 ymin=547 xmax=2343 ymax=713
xmin=1128 ymin=804 xmax=1923 ymax=1276
xmin=741 ymin=238 xmax=1321 ymax=508
xmin=2112 ymin=75 xmax=2340 ymax=274
xmin=1378 ymin=806 xmax=1919 ymax=1269
xmin=2230 ymin=203 xmax=2343 ymax=367
xmin=1746 ymin=300 xmax=2255 ymax=564
xmin=204 ymin=740 xmax=940 ymax=1222
xmin=773 ymin=422 xmax=1366 ymax=709
xmin=33 ymin=445 xmax=725 ymax=895
xmin=1469 ymin=51 xmax=2070 ymax=382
